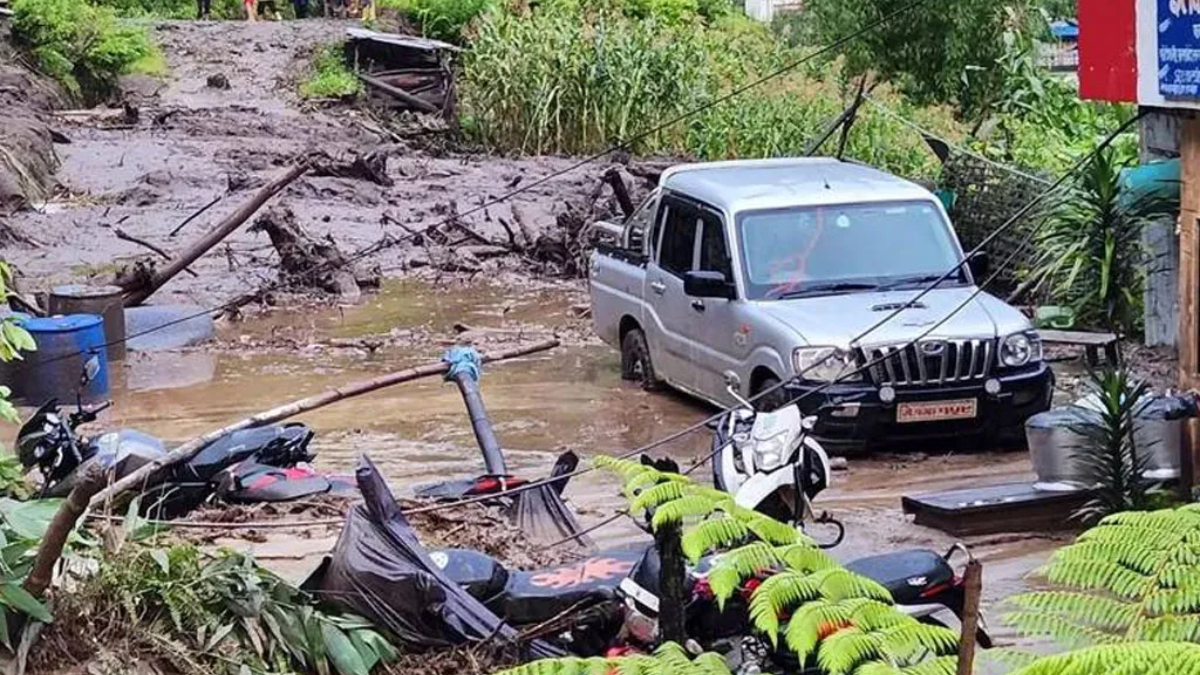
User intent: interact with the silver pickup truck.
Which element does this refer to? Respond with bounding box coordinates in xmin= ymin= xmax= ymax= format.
xmin=588 ymin=158 xmax=1052 ymax=452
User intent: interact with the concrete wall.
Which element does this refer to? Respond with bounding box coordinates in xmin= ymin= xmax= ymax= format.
xmin=1142 ymin=110 xmax=1181 ymax=348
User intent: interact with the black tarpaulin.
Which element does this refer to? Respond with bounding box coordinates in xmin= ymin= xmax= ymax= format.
xmin=306 ymin=456 xmax=561 ymax=656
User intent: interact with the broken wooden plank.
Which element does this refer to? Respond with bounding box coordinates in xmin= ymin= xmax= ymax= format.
xmin=358 ymin=73 xmax=440 ymax=114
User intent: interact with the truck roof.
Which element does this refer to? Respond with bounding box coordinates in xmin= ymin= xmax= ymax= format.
xmin=659 ymin=158 xmax=937 ymax=214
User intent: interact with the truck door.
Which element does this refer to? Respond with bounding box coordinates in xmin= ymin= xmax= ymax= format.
xmin=687 ymin=206 xmax=745 ymax=402
xmin=644 ymin=195 xmax=702 ymax=389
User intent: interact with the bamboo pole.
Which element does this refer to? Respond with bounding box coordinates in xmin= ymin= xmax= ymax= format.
xmin=123 ymin=161 xmax=310 ymax=307
xmin=88 ymin=339 xmax=559 ymax=508
xmin=955 ymin=558 xmax=984 ymax=675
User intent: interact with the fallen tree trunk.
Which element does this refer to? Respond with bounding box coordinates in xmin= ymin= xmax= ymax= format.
xmin=88 ymin=339 xmax=560 ymax=509
xmin=121 ymin=161 xmax=310 ymax=306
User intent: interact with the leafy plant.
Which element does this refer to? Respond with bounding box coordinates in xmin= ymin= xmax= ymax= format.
xmin=10 ymin=0 xmax=159 ymax=103
xmin=1005 ymin=504 xmax=1200 ymax=649
xmin=1008 ymin=642 xmax=1200 ymax=675
xmin=0 ymin=262 xmax=35 ymax=499
xmin=1065 ymin=368 xmax=1161 ymax=523
xmin=300 ymin=43 xmax=362 ymax=100
xmin=91 ymin=544 xmax=396 ymax=675
xmin=0 ymin=498 xmax=62 ymax=646
xmin=802 ymin=0 xmax=1019 ymax=118
xmin=1029 ymin=149 xmax=1175 ymax=335
xmin=577 ymin=457 xmax=961 ymax=675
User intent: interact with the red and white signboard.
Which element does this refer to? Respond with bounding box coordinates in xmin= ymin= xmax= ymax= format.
xmin=1080 ymin=0 xmax=1200 ymax=110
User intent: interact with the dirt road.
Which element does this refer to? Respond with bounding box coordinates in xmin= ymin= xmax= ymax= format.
xmin=5 ymin=19 xmax=603 ymax=307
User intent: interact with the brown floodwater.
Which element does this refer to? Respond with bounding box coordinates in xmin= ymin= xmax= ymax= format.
xmin=2 ymin=278 xmax=1062 ymax=641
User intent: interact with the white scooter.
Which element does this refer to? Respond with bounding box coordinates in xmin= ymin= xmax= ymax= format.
xmin=709 ymin=377 xmax=992 ymax=648
xmin=712 ymin=381 xmax=833 ymax=528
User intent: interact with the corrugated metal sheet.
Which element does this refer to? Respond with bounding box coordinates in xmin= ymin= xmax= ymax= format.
xmin=1078 ymin=0 xmax=1137 ymax=102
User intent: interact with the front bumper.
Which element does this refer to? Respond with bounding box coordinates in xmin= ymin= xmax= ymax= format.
xmin=787 ymin=363 xmax=1054 ymax=449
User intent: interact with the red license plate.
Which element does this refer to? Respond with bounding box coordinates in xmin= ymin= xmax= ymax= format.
xmin=896 ymin=399 xmax=977 ymax=423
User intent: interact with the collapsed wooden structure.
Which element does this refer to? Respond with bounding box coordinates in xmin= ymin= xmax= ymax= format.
xmin=345 ymin=29 xmax=460 ymax=121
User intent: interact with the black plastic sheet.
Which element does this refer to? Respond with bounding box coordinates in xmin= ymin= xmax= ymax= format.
xmin=305 ymin=456 xmax=562 ymax=656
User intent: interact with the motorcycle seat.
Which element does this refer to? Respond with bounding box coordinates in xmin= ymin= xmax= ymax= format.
xmin=844 ymin=549 xmax=954 ymax=605
xmin=432 ymin=548 xmax=646 ymax=626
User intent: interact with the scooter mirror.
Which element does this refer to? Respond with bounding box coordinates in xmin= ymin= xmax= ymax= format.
xmin=81 ymin=354 xmax=101 ymax=387
xmin=801 ymin=416 xmax=817 ymax=431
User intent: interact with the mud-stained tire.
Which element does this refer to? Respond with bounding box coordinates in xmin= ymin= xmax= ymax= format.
xmin=753 ymin=375 xmax=791 ymax=412
xmin=620 ymin=328 xmax=659 ymax=391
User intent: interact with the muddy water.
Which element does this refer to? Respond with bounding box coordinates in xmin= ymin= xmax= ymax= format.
xmin=4 ymin=278 xmax=1062 ymax=641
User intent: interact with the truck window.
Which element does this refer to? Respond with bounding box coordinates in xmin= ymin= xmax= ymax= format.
xmin=658 ymin=204 xmax=698 ymax=277
xmin=698 ymin=210 xmax=733 ymax=281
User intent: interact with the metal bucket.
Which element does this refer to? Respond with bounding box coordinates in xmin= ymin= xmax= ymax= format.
xmin=0 ymin=313 xmax=110 ymax=405
xmin=1026 ymin=400 xmax=1186 ymax=490
xmin=48 ymin=284 xmax=126 ymax=362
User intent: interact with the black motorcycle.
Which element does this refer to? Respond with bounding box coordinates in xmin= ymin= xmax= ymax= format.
xmin=15 ymin=357 xmax=353 ymax=517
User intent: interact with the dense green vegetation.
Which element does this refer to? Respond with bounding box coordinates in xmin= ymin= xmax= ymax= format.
xmin=10 ymin=0 xmax=162 ymax=102
xmin=299 ymin=43 xmax=362 ymax=99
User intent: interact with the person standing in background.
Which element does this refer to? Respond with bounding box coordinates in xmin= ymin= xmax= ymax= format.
xmin=196 ymin=0 xmax=211 ymax=18
xmin=360 ymin=0 xmax=374 ymax=21
xmin=244 ymin=0 xmax=257 ymax=20
xmin=292 ymin=0 xmax=310 ymax=18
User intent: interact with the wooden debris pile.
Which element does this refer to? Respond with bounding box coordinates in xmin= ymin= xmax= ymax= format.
xmin=251 ymin=204 xmax=381 ymax=301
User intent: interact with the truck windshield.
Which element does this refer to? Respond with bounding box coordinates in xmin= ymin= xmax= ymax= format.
xmin=737 ymin=200 xmax=965 ymax=300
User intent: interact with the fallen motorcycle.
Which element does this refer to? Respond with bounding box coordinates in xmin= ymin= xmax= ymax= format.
xmin=16 ymin=355 xmax=354 ymax=517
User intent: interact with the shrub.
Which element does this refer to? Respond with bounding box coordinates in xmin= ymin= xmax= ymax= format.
xmin=91 ymin=0 xmax=253 ymax=19
xmin=299 ymin=43 xmax=362 ymax=99
xmin=11 ymin=0 xmax=159 ymax=103
xmin=1030 ymin=149 xmax=1176 ymax=334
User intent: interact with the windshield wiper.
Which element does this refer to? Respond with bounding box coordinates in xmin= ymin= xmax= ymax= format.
xmin=879 ymin=273 xmax=959 ymax=291
xmin=776 ymin=282 xmax=880 ymax=299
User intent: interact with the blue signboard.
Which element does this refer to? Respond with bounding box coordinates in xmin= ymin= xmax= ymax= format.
xmin=1159 ymin=0 xmax=1200 ymax=100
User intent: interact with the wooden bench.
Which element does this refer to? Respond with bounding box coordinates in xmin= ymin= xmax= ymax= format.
xmin=1038 ymin=329 xmax=1119 ymax=367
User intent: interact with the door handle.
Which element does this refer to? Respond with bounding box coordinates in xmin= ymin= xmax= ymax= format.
xmin=691 ymin=300 xmax=706 ymax=312
xmin=650 ymin=280 xmax=666 ymax=295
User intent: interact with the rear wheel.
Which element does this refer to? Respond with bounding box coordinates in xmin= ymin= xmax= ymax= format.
xmin=753 ymin=375 xmax=791 ymax=412
xmin=621 ymin=328 xmax=659 ymax=391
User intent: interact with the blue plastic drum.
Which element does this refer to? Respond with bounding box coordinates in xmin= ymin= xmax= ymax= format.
xmin=1 ymin=313 xmax=110 ymax=405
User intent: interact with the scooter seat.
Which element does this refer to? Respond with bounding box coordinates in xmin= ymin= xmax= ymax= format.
xmin=432 ymin=548 xmax=645 ymax=626
xmin=844 ymin=549 xmax=954 ymax=605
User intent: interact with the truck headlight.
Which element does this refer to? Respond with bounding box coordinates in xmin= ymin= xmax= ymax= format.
xmin=1000 ymin=332 xmax=1042 ymax=367
xmin=793 ymin=347 xmax=861 ymax=383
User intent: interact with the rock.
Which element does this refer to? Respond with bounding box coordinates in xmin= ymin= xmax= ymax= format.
xmin=206 ymin=73 xmax=231 ymax=90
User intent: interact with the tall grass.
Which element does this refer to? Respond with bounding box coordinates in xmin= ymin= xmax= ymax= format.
xmin=460 ymin=5 xmax=963 ymax=178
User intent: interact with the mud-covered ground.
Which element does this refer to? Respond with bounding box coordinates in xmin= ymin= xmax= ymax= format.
xmin=4 ymin=19 xmax=607 ymax=307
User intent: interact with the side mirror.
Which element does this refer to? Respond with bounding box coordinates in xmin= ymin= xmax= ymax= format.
xmin=81 ymin=354 xmax=101 ymax=387
xmin=967 ymin=251 xmax=990 ymax=280
xmin=684 ymin=271 xmax=735 ymax=300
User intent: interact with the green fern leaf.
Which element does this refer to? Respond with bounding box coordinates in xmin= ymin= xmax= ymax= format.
xmin=782 ymin=599 xmax=854 ymax=663
xmin=1042 ymin=559 xmax=1153 ymax=599
xmin=1129 ymin=613 xmax=1200 ymax=642
xmin=777 ymin=544 xmax=838 ymax=574
xmin=1008 ymin=642 xmax=1200 ymax=675
xmin=652 ymin=496 xmax=719 ymax=529
xmin=1007 ymin=591 xmax=1139 ymax=632
xmin=690 ymin=652 xmax=732 ymax=675
xmin=743 ymin=514 xmax=801 ymax=546
xmin=632 ymin=481 xmax=687 ymax=514
xmin=749 ymin=570 xmax=824 ymax=642
xmin=681 ymin=517 xmax=751 ymax=562
xmin=1002 ymin=611 xmax=1122 ymax=648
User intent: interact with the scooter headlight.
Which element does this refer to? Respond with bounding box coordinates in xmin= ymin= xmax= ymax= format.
xmin=752 ymin=432 xmax=789 ymax=471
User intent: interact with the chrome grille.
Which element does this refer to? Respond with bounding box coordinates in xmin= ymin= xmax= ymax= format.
xmin=861 ymin=339 xmax=994 ymax=387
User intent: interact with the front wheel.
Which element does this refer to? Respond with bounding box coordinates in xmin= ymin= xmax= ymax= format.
xmin=753 ymin=375 xmax=791 ymax=412
xmin=621 ymin=328 xmax=659 ymax=391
